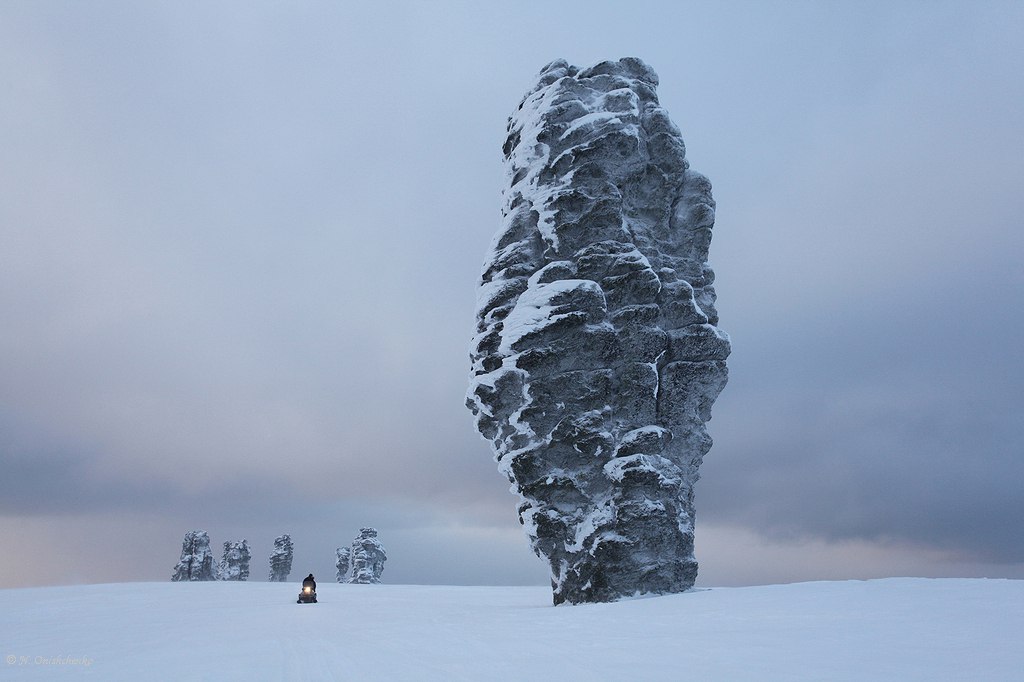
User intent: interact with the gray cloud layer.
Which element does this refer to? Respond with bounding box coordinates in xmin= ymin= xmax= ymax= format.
xmin=1 ymin=1 xmax=1022 ymax=588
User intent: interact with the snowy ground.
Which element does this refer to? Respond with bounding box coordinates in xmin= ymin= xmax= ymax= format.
xmin=1 ymin=578 xmax=1021 ymax=680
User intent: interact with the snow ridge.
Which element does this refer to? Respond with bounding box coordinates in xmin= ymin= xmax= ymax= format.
xmin=467 ymin=58 xmax=729 ymax=604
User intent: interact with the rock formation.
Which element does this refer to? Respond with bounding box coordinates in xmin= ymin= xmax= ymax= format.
xmin=268 ymin=534 xmax=293 ymax=582
xmin=337 ymin=528 xmax=387 ymax=584
xmin=171 ymin=530 xmax=217 ymax=582
xmin=335 ymin=546 xmax=351 ymax=583
xmin=467 ymin=57 xmax=729 ymax=604
xmin=217 ymin=539 xmax=251 ymax=581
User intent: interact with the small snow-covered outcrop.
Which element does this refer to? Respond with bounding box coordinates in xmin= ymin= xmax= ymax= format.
xmin=172 ymin=530 xmax=217 ymax=582
xmin=337 ymin=528 xmax=387 ymax=584
xmin=268 ymin=534 xmax=293 ymax=582
xmin=467 ymin=58 xmax=730 ymax=604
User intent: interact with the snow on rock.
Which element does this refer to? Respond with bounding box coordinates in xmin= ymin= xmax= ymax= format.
xmin=349 ymin=528 xmax=387 ymax=584
xmin=335 ymin=546 xmax=351 ymax=583
xmin=467 ymin=57 xmax=730 ymax=604
xmin=268 ymin=534 xmax=293 ymax=583
xmin=171 ymin=530 xmax=216 ymax=582
xmin=217 ymin=540 xmax=251 ymax=581
xmin=337 ymin=528 xmax=387 ymax=584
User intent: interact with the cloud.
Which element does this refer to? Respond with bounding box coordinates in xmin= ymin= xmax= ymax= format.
xmin=1 ymin=1 xmax=1022 ymax=588
xmin=699 ymin=271 xmax=1024 ymax=563
xmin=694 ymin=524 xmax=1024 ymax=587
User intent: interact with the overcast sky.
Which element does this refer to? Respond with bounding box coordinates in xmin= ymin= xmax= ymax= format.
xmin=2 ymin=1 xmax=1022 ymax=589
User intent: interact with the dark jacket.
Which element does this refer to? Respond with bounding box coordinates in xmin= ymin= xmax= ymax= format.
xmin=303 ymin=574 xmax=316 ymax=591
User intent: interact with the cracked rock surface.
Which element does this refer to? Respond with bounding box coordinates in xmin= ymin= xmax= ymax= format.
xmin=467 ymin=57 xmax=730 ymax=604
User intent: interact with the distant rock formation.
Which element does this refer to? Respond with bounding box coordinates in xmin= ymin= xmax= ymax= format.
xmin=335 ymin=546 xmax=351 ymax=583
xmin=218 ymin=540 xmax=251 ymax=581
xmin=172 ymin=530 xmax=217 ymax=582
xmin=337 ymin=528 xmax=387 ymax=584
xmin=467 ymin=58 xmax=729 ymax=604
xmin=268 ymin=534 xmax=294 ymax=582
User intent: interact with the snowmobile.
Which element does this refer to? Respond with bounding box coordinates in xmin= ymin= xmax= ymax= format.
xmin=297 ymin=579 xmax=317 ymax=604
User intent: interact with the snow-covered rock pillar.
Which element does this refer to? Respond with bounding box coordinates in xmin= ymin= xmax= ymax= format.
xmin=348 ymin=528 xmax=387 ymax=584
xmin=171 ymin=530 xmax=217 ymax=582
xmin=268 ymin=534 xmax=293 ymax=582
xmin=335 ymin=529 xmax=386 ymax=583
xmin=467 ymin=58 xmax=729 ymax=604
xmin=335 ymin=546 xmax=351 ymax=583
xmin=218 ymin=540 xmax=251 ymax=581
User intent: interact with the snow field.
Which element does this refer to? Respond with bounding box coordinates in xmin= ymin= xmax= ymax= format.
xmin=1 ymin=578 xmax=1021 ymax=681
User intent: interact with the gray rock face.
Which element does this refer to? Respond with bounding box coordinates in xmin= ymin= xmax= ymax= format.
xmin=218 ymin=539 xmax=250 ymax=581
xmin=467 ymin=58 xmax=729 ymax=605
xmin=171 ymin=530 xmax=216 ymax=582
xmin=338 ymin=528 xmax=387 ymax=584
xmin=268 ymin=534 xmax=293 ymax=582
xmin=335 ymin=546 xmax=351 ymax=583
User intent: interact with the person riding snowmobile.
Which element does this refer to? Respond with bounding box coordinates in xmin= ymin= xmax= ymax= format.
xmin=297 ymin=573 xmax=318 ymax=603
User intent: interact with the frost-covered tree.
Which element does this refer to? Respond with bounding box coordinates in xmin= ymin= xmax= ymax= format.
xmin=335 ymin=546 xmax=351 ymax=583
xmin=467 ymin=58 xmax=729 ymax=604
xmin=268 ymin=534 xmax=293 ymax=582
xmin=337 ymin=528 xmax=387 ymax=584
xmin=217 ymin=540 xmax=251 ymax=581
xmin=171 ymin=530 xmax=216 ymax=582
